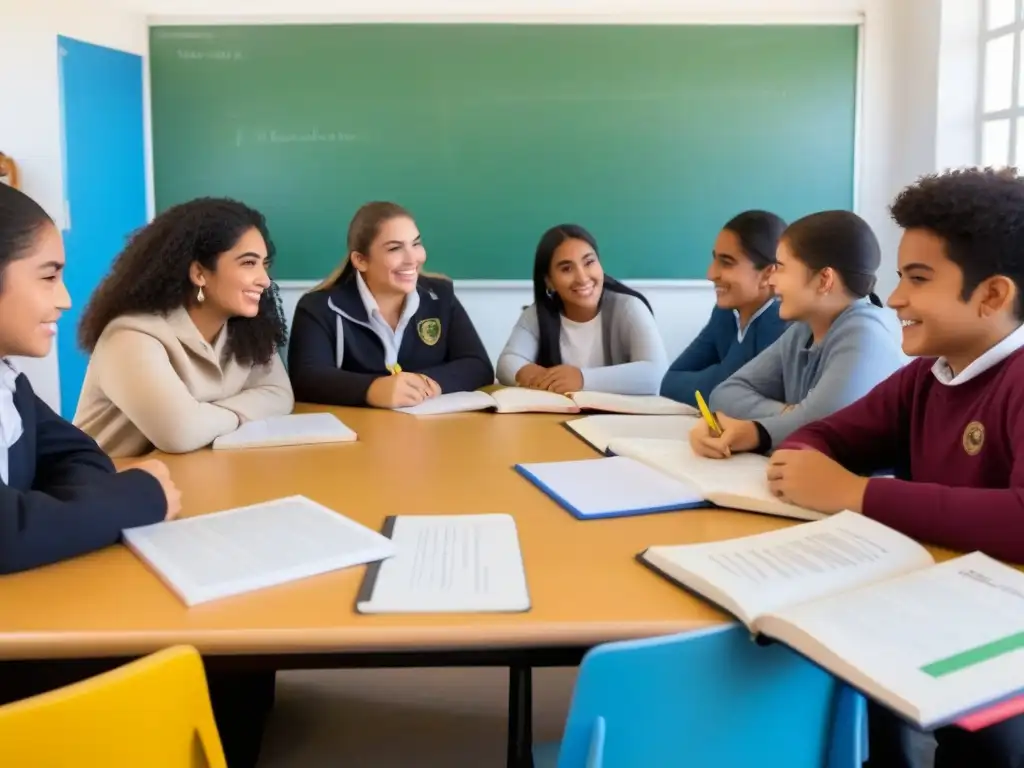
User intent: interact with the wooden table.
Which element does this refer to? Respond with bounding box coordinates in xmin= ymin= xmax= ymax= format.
xmin=0 ymin=404 xmax=801 ymax=766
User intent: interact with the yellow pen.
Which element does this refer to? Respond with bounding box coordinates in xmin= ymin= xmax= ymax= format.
xmin=695 ymin=390 xmax=722 ymax=436
xmin=387 ymin=363 xmax=402 ymax=375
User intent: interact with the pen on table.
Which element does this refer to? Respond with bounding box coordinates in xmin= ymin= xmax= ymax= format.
xmin=695 ymin=390 xmax=722 ymax=436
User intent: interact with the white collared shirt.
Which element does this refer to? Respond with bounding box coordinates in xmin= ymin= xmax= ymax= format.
xmin=733 ymin=298 xmax=776 ymax=343
xmin=0 ymin=359 xmax=24 ymax=485
xmin=932 ymin=322 xmax=1024 ymax=386
xmin=354 ymin=272 xmax=421 ymax=367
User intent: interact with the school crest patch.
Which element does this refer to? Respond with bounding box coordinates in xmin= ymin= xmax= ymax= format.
xmin=962 ymin=421 xmax=985 ymax=456
xmin=417 ymin=317 xmax=441 ymax=346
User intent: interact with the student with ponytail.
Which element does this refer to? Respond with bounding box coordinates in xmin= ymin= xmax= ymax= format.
xmin=496 ymin=224 xmax=667 ymax=395
xmin=692 ymin=210 xmax=906 ymax=457
xmin=288 ymin=202 xmax=494 ymax=408
xmin=660 ymin=210 xmax=789 ymax=407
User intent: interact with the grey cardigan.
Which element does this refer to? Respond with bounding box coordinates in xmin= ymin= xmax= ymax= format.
xmin=495 ymin=292 xmax=668 ymax=395
xmin=709 ymin=298 xmax=907 ymax=448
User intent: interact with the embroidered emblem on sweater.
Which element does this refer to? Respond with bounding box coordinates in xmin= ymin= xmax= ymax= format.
xmin=962 ymin=421 xmax=985 ymax=456
xmin=418 ymin=318 xmax=441 ymax=346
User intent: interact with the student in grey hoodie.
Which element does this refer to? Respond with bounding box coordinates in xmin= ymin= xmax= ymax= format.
xmin=496 ymin=224 xmax=667 ymax=395
xmin=691 ymin=210 xmax=907 ymax=457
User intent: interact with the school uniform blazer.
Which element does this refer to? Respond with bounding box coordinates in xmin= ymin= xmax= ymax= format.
xmin=0 ymin=373 xmax=166 ymax=575
xmin=288 ymin=275 xmax=495 ymax=406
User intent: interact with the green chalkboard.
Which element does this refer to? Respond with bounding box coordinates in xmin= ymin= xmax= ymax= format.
xmin=150 ymin=24 xmax=858 ymax=281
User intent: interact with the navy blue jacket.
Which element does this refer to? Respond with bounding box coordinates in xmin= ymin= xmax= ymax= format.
xmin=660 ymin=303 xmax=789 ymax=408
xmin=288 ymin=275 xmax=495 ymax=406
xmin=0 ymin=374 xmax=166 ymax=575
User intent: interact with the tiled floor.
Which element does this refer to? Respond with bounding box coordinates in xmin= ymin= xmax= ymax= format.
xmin=258 ymin=667 xmax=937 ymax=768
xmin=258 ymin=667 xmax=577 ymax=767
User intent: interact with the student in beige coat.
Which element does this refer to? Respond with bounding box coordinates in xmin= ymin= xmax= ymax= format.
xmin=74 ymin=197 xmax=294 ymax=459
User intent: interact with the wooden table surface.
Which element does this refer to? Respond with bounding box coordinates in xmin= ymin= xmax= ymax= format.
xmin=0 ymin=404 xmax=820 ymax=660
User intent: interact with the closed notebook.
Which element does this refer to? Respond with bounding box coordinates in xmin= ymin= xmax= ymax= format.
xmin=122 ymin=495 xmax=395 ymax=606
xmin=356 ymin=514 xmax=530 ymax=614
xmin=515 ymin=455 xmax=703 ymax=519
xmin=212 ymin=412 xmax=357 ymax=450
xmin=606 ymin=437 xmax=825 ymax=522
xmin=395 ymin=388 xmax=697 ymax=417
xmin=638 ymin=512 xmax=1024 ymax=731
xmin=564 ymin=413 xmax=700 ymax=452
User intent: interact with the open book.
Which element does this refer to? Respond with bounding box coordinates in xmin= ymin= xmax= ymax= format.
xmin=212 ymin=412 xmax=357 ymax=450
xmin=122 ymin=496 xmax=395 ymax=606
xmin=564 ymin=414 xmax=700 ymax=452
xmin=395 ymin=388 xmax=697 ymax=417
xmin=639 ymin=512 xmax=1024 ymax=730
xmin=607 ymin=437 xmax=824 ymax=522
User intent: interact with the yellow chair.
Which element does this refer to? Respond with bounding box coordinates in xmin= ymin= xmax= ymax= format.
xmin=0 ymin=645 xmax=226 ymax=767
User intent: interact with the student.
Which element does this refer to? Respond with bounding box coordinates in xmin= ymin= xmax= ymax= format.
xmin=73 ymin=198 xmax=294 ymax=457
xmin=691 ymin=210 xmax=905 ymax=457
xmin=496 ymin=224 xmax=666 ymax=395
xmin=766 ymin=168 xmax=1024 ymax=768
xmin=288 ymin=201 xmax=494 ymax=408
xmin=660 ymin=210 xmax=789 ymax=407
xmin=0 ymin=183 xmax=177 ymax=572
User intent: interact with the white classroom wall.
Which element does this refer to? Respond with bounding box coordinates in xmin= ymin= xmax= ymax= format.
xmin=2 ymin=0 xmax=975 ymax=411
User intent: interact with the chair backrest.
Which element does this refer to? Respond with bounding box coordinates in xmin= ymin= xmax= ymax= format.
xmin=0 ymin=645 xmax=226 ymax=768
xmin=556 ymin=624 xmax=865 ymax=768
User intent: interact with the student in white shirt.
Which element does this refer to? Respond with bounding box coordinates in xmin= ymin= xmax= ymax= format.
xmin=496 ymin=224 xmax=667 ymax=395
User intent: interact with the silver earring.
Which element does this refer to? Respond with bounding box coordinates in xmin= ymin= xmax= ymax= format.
xmin=197 ymin=286 xmax=205 ymax=303
xmin=545 ymin=287 xmax=555 ymax=298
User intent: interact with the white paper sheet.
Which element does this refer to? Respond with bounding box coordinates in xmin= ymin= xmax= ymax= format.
xmin=123 ymin=495 xmax=396 ymax=606
xmin=356 ymin=514 xmax=530 ymax=613
xmin=212 ymin=412 xmax=357 ymax=449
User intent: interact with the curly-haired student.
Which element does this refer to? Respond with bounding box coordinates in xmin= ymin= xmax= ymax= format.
xmin=771 ymin=167 xmax=1024 ymax=768
xmin=74 ymin=197 xmax=294 ymax=457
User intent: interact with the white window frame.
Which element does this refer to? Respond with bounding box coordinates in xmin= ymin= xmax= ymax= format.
xmin=978 ymin=0 xmax=1024 ymax=166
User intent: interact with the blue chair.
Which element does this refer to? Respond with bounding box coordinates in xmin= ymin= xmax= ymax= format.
xmin=534 ymin=623 xmax=866 ymax=768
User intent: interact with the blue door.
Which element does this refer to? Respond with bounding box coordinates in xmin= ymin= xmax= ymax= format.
xmin=57 ymin=36 xmax=147 ymax=418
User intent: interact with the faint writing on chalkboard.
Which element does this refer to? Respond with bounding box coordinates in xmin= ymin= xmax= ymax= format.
xmin=177 ymin=49 xmax=242 ymax=61
xmin=235 ymin=129 xmax=357 ymax=147
xmin=154 ymin=30 xmax=217 ymax=40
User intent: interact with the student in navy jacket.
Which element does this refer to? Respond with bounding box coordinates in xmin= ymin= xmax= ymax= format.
xmin=0 ymin=183 xmax=176 ymax=575
xmin=289 ymin=201 xmax=494 ymax=407
xmin=660 ymin=210 xmax=790 ymax=408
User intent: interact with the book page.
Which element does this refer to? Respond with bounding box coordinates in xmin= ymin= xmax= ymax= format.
xmin=212 ymin=412 xmax=357 ymax=449
xmin=761 ymin=552 xmax=1024 ymax=728
xmin=607 ymin=437 xmax=824 ymax=521
xmin=516 ymin=456 xmax=703 ymax=518
xmin=641 ymin=512 xmax=933 ymax=627
xmin=565 ymin=414 xmax=700 ymax=452
xmin=394 ymin=390 xmax=497 ymax=415
xmin=357 ymin=514 xmax=530 ymax=613
xmin=568 ymin=392 xmax=699 ymax=416
xmin=122 ymin=496 xmax=396 ymax=606
xmin=489 ymin=387 xmax=578 ymax=413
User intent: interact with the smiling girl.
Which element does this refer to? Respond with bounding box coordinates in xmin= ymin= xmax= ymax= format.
xmin=660 ymin=210 xmax=789 ymax=407
xmin=73 ymin=197 xmax=294 ymax=457
xmin=497 ymin=224 xmax=666 ymax=395
xmin=692 ymin=210 xmax=906 ymax=457
xmin=288 ymin=201 xmax=494 ymax=408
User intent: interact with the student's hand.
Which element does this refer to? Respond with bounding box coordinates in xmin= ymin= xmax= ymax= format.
xmin=420 ymin=374 xmax=442 ymax=398
xmin=689 ymin=413 xmax=759 ymax=459
xmin=515 ymin=364 xmax=548 ymax=389
xmin=766 ymin=449 xmax=869 ymax=514
xmin=537 ymin=365 xmax=584 ymax=395
xmin=126 ymin=459 xmax=182 ymax=520
xmin=366 ymin=373 xmax=434 ymax=409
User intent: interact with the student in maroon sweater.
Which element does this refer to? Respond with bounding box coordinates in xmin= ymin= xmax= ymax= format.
xmin=767 ymin=167 xmax=1024 ymax=768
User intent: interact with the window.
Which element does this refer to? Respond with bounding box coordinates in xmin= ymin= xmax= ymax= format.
xmin=979 ymin=0 xmax=1024 ymax=166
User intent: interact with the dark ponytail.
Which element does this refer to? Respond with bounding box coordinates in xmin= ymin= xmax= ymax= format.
xmin=722 ymin=209 xmax=787 ymax=269
xmin=0 ymin=184 xmax=52 ymax=290
xmin=781 ymin=210 xmax=882 ymax=305
xmin=532 ymin=224 xmax=652 ymax=367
